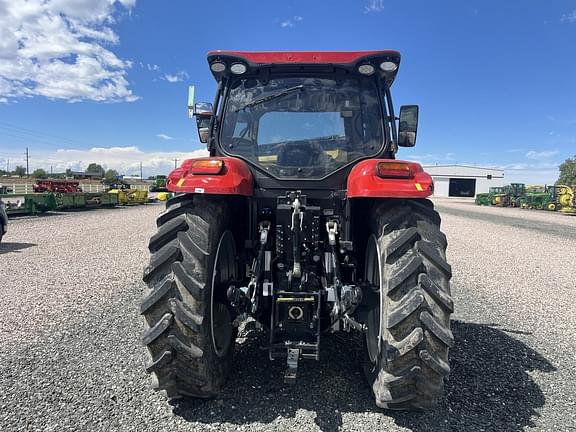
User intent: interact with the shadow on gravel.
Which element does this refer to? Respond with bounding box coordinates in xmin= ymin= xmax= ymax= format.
xmin=172 ymin=320 xmax=555 ymax=432
xmin=0 ymin=242 xmax=37 ymax=254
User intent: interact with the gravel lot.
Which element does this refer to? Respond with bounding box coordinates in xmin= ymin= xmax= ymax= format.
xmin=1 ymin=200 xmax=575 ymax=431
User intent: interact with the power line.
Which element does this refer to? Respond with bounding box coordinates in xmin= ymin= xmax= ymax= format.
xmin=0 ymin=121 xmax=94 ymax=148
xmin=0 ymin=129 xmax=78 ymax=149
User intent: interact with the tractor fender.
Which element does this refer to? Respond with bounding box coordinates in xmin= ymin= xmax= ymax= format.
xmin=347 ymin=159 xmax=434 ymax=199
xmin=167 ymin=157 xmax=253 ymax=196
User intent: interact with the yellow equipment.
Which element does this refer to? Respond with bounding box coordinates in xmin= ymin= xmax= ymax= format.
xmin=156 ymin=192 xmax=171 ymax=201
xmin=108 ymin=188 xmax=148 ymax=205
xmin=556 ymin=185 xmax=575 ymax=214
xmin=491 ymin=194 xmax=508 ymax=206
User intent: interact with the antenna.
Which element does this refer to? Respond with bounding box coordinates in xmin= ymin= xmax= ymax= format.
xmin=188 ymin=86 xmax=195 ymax=118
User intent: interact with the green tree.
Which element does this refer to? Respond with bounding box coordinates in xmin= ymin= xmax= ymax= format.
xmin=85 ymin=163 xmax=104 ymax=176
xmin=32 ymin=168 xmax=47 ymax=178
xmin=12 ymin=165 xmax=26 ymax=177
xmin=556 ymin=155 xmax=576 ymax=186
xmin=65 ymin=168 xmax=73 ymax=177
xmin=104 ymin=169 xmax=119 ymax=184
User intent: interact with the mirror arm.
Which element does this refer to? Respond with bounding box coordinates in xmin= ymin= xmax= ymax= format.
xmin=385 ymin=88 xmax=398 ymax=152
xmin=208 ymin=79 xmax=225 ymax=154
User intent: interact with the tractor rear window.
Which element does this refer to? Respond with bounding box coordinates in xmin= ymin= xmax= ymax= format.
xmin=220 ymin=76 xmax=384 ymax=179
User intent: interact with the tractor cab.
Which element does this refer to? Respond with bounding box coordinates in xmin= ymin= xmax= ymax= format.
xmin=185 ymin=51 xmax=419 ymax=186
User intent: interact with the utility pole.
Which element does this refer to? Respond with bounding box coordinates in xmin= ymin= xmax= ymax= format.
xmin=174 ymin=158 xmax=179 ymax=169
xmin=50 ymin=165 xmax=53 ymax=177
xmin=6 ymin=159 xmax=8 ymax=173
xmin=25 ymin=147 xmax=29 ymax=177
xmin=140 ymin=161 xmax=143 ymax=180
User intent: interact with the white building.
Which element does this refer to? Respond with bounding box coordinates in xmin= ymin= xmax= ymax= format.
xmin=423 ymin=165 xmax=505 ymax=198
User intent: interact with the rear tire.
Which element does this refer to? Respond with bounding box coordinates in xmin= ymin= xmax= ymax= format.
xmin=363 ymin=199 xmax=453 ymax=410
xmin=141 ymin=194 xmax=237 ymax=399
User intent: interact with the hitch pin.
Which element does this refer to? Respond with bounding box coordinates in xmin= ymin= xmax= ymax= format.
xmin=284 ymin=348 xmax=300 ymax=384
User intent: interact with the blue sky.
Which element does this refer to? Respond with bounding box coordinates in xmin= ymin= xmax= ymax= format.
xmin=0 ymin=0 xmax=575 ymax=183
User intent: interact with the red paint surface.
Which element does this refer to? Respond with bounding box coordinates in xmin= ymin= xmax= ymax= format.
xmin=167 ymin=157 xmax=253 ymax=196
xmin=347 ymin=159 xmax=433 ymax=198
xmin=207 ymin=50 xmax=400 ymax=65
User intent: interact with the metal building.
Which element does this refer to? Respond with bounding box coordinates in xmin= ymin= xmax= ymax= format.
xmin=423 ymin=165 xmax=505 ymax=198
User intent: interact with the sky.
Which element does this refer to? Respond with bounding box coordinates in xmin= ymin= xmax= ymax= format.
xmin=0 ymin=0 xmax=575 ymax=183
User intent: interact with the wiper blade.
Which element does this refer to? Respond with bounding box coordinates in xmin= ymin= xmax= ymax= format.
xmin=235 ymin=85 xmax=304 ymax=112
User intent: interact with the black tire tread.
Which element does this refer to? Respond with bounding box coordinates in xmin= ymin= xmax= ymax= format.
xmin=141 ymin=195 xmax=233 ymax=399
xmin=367 ymin=198 xmax=453 ymax=410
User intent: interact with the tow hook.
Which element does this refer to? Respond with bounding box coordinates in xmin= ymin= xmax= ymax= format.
xmin=284 ymin=348 xmax=301 ymax=384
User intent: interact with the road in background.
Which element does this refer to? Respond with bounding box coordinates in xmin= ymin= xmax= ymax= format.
xmin=0 ymin=201 xmax=575 ymax=431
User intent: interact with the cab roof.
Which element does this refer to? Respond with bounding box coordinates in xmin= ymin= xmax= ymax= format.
xmin=206 ymin=50 xmax=402 ymax=86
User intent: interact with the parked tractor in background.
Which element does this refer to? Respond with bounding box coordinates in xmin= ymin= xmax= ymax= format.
xmin=520 ymin=184 xmax=574 ymax=211
xmin=149 ymin=175 xmax=168 ymax=192
xmin=505 ymin=183 xmax=526 ymax=207
xmin=488 ymin=186 xmax=508 ymax=206
xmin=141 ymin=50 xmax=453 ymax=410
xmin=521 ymin=192 xmax=551 ymax=210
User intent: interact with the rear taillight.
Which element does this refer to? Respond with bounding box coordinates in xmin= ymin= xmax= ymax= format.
xmin=190 ymin=159 xmax=224 ymax=175
xmin=376 ymin=161 xmax=414 ymax=179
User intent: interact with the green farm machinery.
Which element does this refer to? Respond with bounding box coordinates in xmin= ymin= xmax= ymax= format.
xmin=521 ymin=184 xmax=575 ymax=212
xmin=0 ymin=193 xmax=57 ymax=216
xmin=0 ymin=191 xmax=120 ymax=216
xmin=149 ymin=175 xmax=168 ymax=192
xmin=504 ymin=183 xmax=526 ymax=207
xmin=475 ymin=181 xmax=575 ymax=213
xmin=474 ymin=192 xmax=491 ymax=206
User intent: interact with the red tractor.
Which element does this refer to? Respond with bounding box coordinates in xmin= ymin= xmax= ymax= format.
xmin=141 ymin=50 xmax=453 ymax=410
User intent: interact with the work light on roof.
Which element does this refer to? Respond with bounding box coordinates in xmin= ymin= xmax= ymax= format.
xmin=210 ymin=62 xmax=226 ymax=73
xmin=358 ymin=64 xmax=375 ymax=75
xmin=230 ymin=63 xmax=247 ymax=75
xmin=380 ymin=61 xmax=398 ymax=72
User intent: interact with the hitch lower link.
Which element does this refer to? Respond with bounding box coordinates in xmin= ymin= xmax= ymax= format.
xmin=227 ymin=221 xmax=270 ymax=315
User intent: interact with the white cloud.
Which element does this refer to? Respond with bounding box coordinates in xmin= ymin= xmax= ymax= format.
xmin=560 ymin=10 xmax=576 ymax=23
xmin=162 ymin=71 xmax=189 ymax=83
xmin=280 ymin=16 xmax=304 ymax=28
xmin=525 ymin=150 xmax=559 ymax=159
xmin=365 ymin=0 xmax=384 ymax=13
xmin=156 ymin=133 xmax=173 ymax=140
xmin=18 ymin=146 xmax=209 ymax=176
xmin=0 ymin=0 xmax=137 ymax=103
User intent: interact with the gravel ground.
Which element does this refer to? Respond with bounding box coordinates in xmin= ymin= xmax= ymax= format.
xmin=0 ymin=201 xmax=575 ymax=431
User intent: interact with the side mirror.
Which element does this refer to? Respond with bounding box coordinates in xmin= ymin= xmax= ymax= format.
xmin=187 ymin=86 xmax=214 ymax=144
xmin=194 ymin=103 xmax=213 ymax=144
xmin=398 ymin=105 xmax=419 ymax=147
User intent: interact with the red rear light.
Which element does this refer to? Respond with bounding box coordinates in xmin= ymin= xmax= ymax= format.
xmin=376 ymin=161 xmax=415 ymax=179
xmin=190 ymin=159 xmax=224 ymax=175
